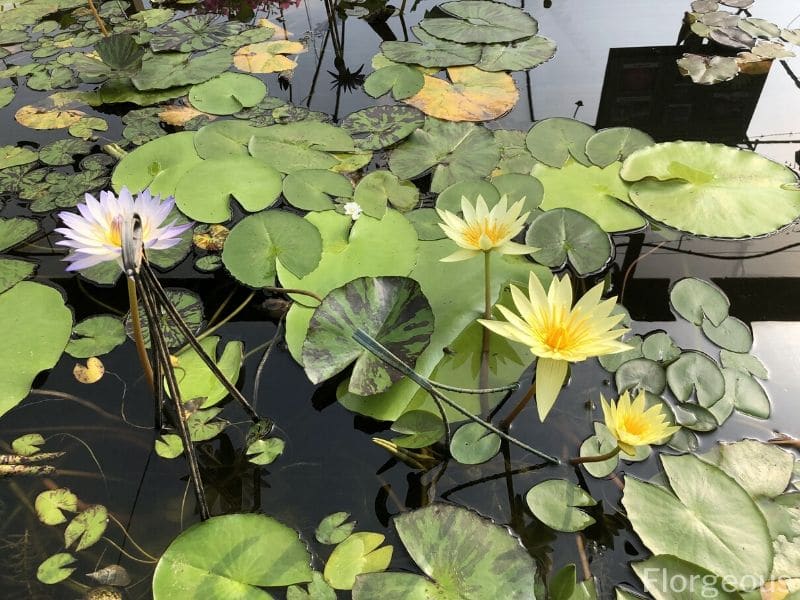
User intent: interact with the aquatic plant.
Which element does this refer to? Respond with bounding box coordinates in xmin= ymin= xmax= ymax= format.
xmin=600 ymin=390 xmax=680 ymax=456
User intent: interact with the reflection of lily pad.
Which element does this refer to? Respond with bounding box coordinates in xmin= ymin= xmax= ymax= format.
xmin=404 ymin=66 xmax=518 ymax=122
xmin=303 ymin=277 xmax=434 ymax=396
xmin=677 ymin=53 xmax=738 ymax=84
xmin=621 ymin=141 xmax=800 ymax=238
xmin=418 ymin=0 xmax=538 ymax=44
xmin=341 ymin=106 xmax=424 ymax=150
xmin=525 ymin=208 xmax=612 ymax=275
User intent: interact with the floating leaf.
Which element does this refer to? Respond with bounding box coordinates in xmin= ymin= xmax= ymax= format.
xmin=233 ymin=41 xmax=306 ymax=73
xmin=622 ymin=141 xmax=800 ymax=238
xmin=436 ymin=178 xmax=499 ymax=212
xmin=633 ymin=555 xmax=743 ymax=600
xmin=155 ymin=434 xmax=183 ymax=459
xmin=623 ymin=453 xmax=773 ymax=589
xmin=65 ymin=315 xmax=126 ymax=358
xmin=73 ymin=357 xmax=105 ymax=384
xmin=36 ymin=488 xmax=78 ymax=525
xmin=701 ymin=315 xmax=753 ymax=352
xmin=287 ymin=572 xmax=336 ymax=600
xmin=353 ymin=170 xmax=418 ymax=216
xmin=194 ymin=119 xmax=259 ymax=160
xmin=381 ymin=26 xmax=482 ymax=68
xmin=12 ymin=433 xmax=45 ymax=457
xmin=525 ymin=208 xmax=612 ymax=275
xmin=173 ymin=336 xmax=242 ymax=409
xmin=188 ymin=73 xmax=267 ymax=115
xmin=282 ymin=170 xmax=353 ymax=212
xmin=711 ymin=440 xmax=794 ymax=498
xmin=132 ymin=50 xmax=233 ymax=91
xmin=302 ymin=276 xmax=434 ymax=396
xmin=719 ymin=350 xmax=768 ymax=379
xmin=0 ymin=145 xmax=38 ymax=169
xmin=585 ymin=127 xmax=654 ymax=168
xmin=641 ymin=332 xmax=681 ymax=365
xmin=615 ymin=358 xmax=666 ymax=395
xmin=405 ymin=208 xmax=447 ymax=240
xmin=39 ymin=138 xmax=92 ymax=166
xmin=249 ymin=121 xmax=354 ymax=173
xmin=353 ymin=504 xmax=537 ymax=599
xmin=389 ymin=118 xmax=499 ymax=193
xmin=125 ymin=288 xmax=203 ymax=349
xmin=15 ymin=104 xmax=85 ymax=130
xmin=341 ymin=106 xmax=424 ymax=150
xmin=493 ymin=130 xmax=538 ymax=175
xmin=525 ymin=118 xmax=595 ymax=168
xmin=0 ymin=282 xmax=72 ymax=418
xmin=669 ymin=277 xmax=729 ymax=326
xmin=174 ymin=157 xmax=282 ymax=223
xmin=186 ymin=407 xmax=227 ymax=442
xmin=526 ymin=479 xmax=597 ymax=532
xmin=0 ymin=257 xmax=36 ymax=294
xmin=65 ymin=505 xmax=108 ymax=551
xmin=721 ymin=367 xmax=770 ymax=418
xmin=324 ymin=532 xmax=393 ymax=590
xmin=667 ymin=351 xmax=725 ymax=407
xmin=363 ymin=65 xmax=424 ymax=100
xmin=316 ymin=512 xmax=357 ymax=545
xmin=222 ymin=210 xmax=323 ymax=287
xmin=37 ymin=553 xmax=76 ymax=585
xmin=0 ymin=86 xmax=15 ymax=109
xmin=677 ymin=53 xmax=739 ymax=84
xmin=404 ymin=66 xmax=518 ymax=122
xmin=450 ymin=422 xmax=501 ymax=464
xmin=476 ymin=35 xmax=556 ymax=72
xmin=150 ymin=15 xmax=246 ymax=53
xmin=418 ymin=0 xmax=539 ymax=44
xmin=390 ymin=410 xmax=445 ymax=448
xmin=152 ymin=514 xmax=313 ymax=597
xmin=246 ymin=438 xmax=284 ymax=465
xmin=96 ymin=33 xmax=144 ymax=72
xmin=579 ymin=423 xmax=620 ymax=478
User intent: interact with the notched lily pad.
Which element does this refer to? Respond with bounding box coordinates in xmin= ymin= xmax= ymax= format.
xmin=526 ymin=479 xmax=597 ymax=532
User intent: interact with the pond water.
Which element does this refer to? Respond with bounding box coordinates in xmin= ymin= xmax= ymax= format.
xmin=1 ymin=0 xmax=800 ymax=598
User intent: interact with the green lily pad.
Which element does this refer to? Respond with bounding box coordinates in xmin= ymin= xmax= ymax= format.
xmin=354 ymin=170 xmax=419 ymax=216
xmin=641 ymin=332 xmax=681 ymax=365
xmin=526 ymin=479 xmax=597 ymax=532
xmin=155 ymin=434 xmax=183 ymax=459
xmin=701 ymin=315 xmax=752 ymax=352
xmin=620 ymin=141 xmax=800 ymax=238
xmin=525 ymin=118 xmax=595 ymax=168
xmin=403 ymin=208 xmax=447 ymax=241
xmin=532 ymin=159 xmax=646 ymax=232
xmin=96 ymin=32 xmax=144 ymax=72
xmin=173 ymin=336 xmax=242 ymax=408
xmin=194 ymin=119 xmax=261 ymax=160
xmin=616 ymin=358 xmax=666 ymax=395
xmin=449 ymin=422 xmax=501 ymax=464
xmin=316 ymin=512 xmax=357 ymax=545
xmin=490 ymin=173 xmax=544 ymax=209
xmin=719 ymin=350 xmax=768 ymax=379
xmin=493 ymin=130 xmax=538 ymax=175
xmin=65 ymin=315 xmax=126 ymax=358
xmin=222 ymin=210 xmax=323 ymax=287
xmin=0 ymin=282 xmax=72 ymax=418
xmin=0 ymin=87 xmax=14 ymax=109
xmin=126 ymin=288 xmax=203 ymax=350
xmin=363 ymin=65 xmax=424 ymax=101
xmin=341 ymin=106 xmax=424 ymax=151
xmin=12 ymin=433 xmax=45 ymax=457
xmin=37 ymin=553 xmax=76 ymax=585
xmin=36 ymin=488 xmax=78 ymax=525
xmin=174 ymin=157 xmax=282 ymax=223
xmin=288 ymin=573 xmax=336 ymax=600
xmin=39 ymin=138 xmax=92 ymax=166
xmin=390 ymin=119 xmax=499 ymax=193
xmin=579 ymin=422 xmax=621 ymax=478
xmin=282 ymin=170 xmax=353 ymax=212
xmin=302 ymin=276 xmax=434 ymax=396
xmin=188 ymin=73 xmax=266 ymax=115
xmin=323 ymin=532 xmax=393 ymax=590
xmin=525 ymin=208 xmax=612 ymax=275
xmin=0 ymin=146 xmax=37 ymax=170
xmin=112 ymin=131 xmax=203 ymax=197
xmin=720 ymin=367 xmax=770 ymax=418
xmin=381 ymin=26 xmax=482 ymax=68
xmin=710 ymin=440 xmax=794 ymax=498
xmin=64 ymin=505 xmax=107 ymax=551
xmin=669 ymin=277 xmax=729 ymax=326
xmin=353 ymin=504 xmax=537 ymax=599
xmin=632 ymin=555 xmax=743 ymax=600
xmin=418 ymin=0 xmax=539 ymax=44
xmin=132 ymin=49 xmax=233 ymax=91
xmin=476 ymin=35 xmax=556 ymax=72
xmin=149 ymin=15 xmax=246 ymax=53
xmin=152 ymin=513 xmax=313 ymax=598
xmin=0 ymin=258 xmax=36 ymax=294
xmin=390 ymin=410 xmax=445 ymax=448
xmin=622 ymin=453 xmax=773 ymax=588
xmin=674 ymin=403 xmax=718 ymax=432
xmin=246 ymin=438 xmax=284 ymax=465
xmin=666 ymin=351 xmax=725 ymax=406
xmin=585 ymin=127 xmax=654 ymax=168
xmin=436 ymin=178 xmax=500 ymax=212
xmin=249 ymin=122 xmax=354 ymax=173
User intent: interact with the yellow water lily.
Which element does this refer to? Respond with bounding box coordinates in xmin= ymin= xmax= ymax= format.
xmin=478 ymin=272 xmax=630 ymax=421
xmin=436 ymin=194 xmax=536 ymax=262
xmin=601 ymin=390 xmax=680 ymax=455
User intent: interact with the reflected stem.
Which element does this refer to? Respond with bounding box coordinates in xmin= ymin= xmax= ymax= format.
xmin=107 ymin=512 xmax=158 ymax=562
xmin=126 ymin=276 xmax=154 ymax=393
xmin=479 ymin=250 xmax=491 ymax=416
xmin=498 ymin=383 xmax=535 ymax=430
xmin=86 ymin=0 xmax=109 ymax=36
xmin=569 ymin=445 xmax=621 ymax=465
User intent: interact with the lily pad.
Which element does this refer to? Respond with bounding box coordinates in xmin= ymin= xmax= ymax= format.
xmin=39 ymin=138 xmax=92 ymax=166
xmin=0 ymin=146 xmax=38 ymax=169
xmin=37 ymin=553 xmax=76 ymax=585
xmin=188 ymin=73 xmax=266 ymax=115
xmin=390 ymin=410 xmax=445 ymax=448
xmin=621 ymin=141 xmax=800 ymax=238
xmin=381 ymin=26 xmax=482 ymax=68
xmin=353 ymin=504 xmax=537 ymax=599
xmin=450 ymin=422 xmax=501 ymax=464
xmin=633 ymin=555 xmax=743 ymax=600
xmin=12 ymin=433 xmax=45 ymax=457
xmin=65 ymin=315 xmax=126 ymax=358
xmin=222 ymin=210 xmax=323 ymax=287
xmin=585 ymin=127 xmax=654 ymax=168
xmin=152 ymin=513 xmax=313 ymax=598
xmin=249 ymin=122 xmax=354 ymax=173
xmin=341 ymin=106 xmax=424 ymax=150
xmin=476 ymin=35 xmax=557 ymax=72
xmin=404 ymin=66 xmax=518 ymax=122
xmin=233 ymin=41 xmax=305 ymax=74
xmin=701 ymin=315 xmax=753 ymax=352
xmin=525 ymin=208 xmax=612 ymax=275
xmin=418 ymin=0 xmax=539 ymax=44
xmin=363 ymin=65 xmax=424 ymax=101
xmin=36 ymin=488 xmax=78 ymax=525
xmin=64 ymin=505 xmax=107 ymax=551
xmin=246 ymin=438 xmax=284 ymax=465
xmin=174 ymin=336 xmax=243 ymax=408
xmin=598 ymin=335 xmax=643 ymax=372
xmin=641 ymin=332 xmax=681 ymax=365
xmin=719 ymin=350 xmax=768 ymax=379
xmin=677 ymin=53 xmax=739 ymax=84
xmin=0 ymin=282 xmax=72 ymax=418
xmin=390 ymin=119 xmax=499 ymax=193
xmin=669 ymin=277 xmax=729 ymax=326
xmin=282 ymin=170 xmax=353 ymax=212
xmin=436 ymin=179 xmax=500 ymax=212
xmin=667 ymin=351 xmax=725 ymax=407
xmin=525 ymin=118 xmax=595 ymax=168
xmin=526 ymin=479 xmax=597 ymax=532
xmin=623 ymin=453 xmax=773 ymax=588
xmin=720 ymin=367 xmax=770 ymax=418
xmin=353 ymin=170 xmax=419 ymax=216
xmin=132 ymin=50 xmax=233 ymax=91
xmin=0 ymin=217 xmax=38 ymax=252
xmin=193 ymin=119 xmax=260 ymax=160
xmin=615 ymin=358 xmax=666 ymax=395
xmin=579 ymin=422 xmax=621 ymax=478
xmin=126 ymin=288 xmax=203 ymax=349
xmin=323 ymin=532 xmax=393 ymax=590
xmin=302 ymin=276 xmax=434 ymax=396
xmin=150 ymin=15 xmax=246 ymax=53
xmin=316 ymin=512 xmax=357 ymax=545
xmin=174 ymin=158 xmax=282 ymax=223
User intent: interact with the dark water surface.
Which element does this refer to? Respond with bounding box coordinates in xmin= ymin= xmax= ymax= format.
xmin=2 ymin=0 xmax=800 ymax=598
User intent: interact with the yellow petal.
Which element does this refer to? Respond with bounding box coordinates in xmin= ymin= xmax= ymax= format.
xmin=535 ymin=358 xmax=568 ymax=422
xmin=440 ymin=248 xmax=480 ymax=262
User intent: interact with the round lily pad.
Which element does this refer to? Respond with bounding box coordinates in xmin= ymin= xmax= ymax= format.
xmin=669 ymin=277 xmax=729 ymax=326
xmin=449 ymin=422 xmax=501 ymax=464
xmin=585 ymin=127 xmax=654 ymax=168
xmin=188 ymin=72 xmax=267 ymax=115
xmin=380 ymin=26 xmax=482 ymax=68
xmin=363 ymin=65 xmax=424 ymax=101
xmin=174 ymin=157 xmax=282 ymax=223
xmin=353 ymin=170 xmax=419 ymax=216
xmin=526 ymin=479 xmax=597 ymax=532
xmin=418 ymin=0 xmax=539 ymax=44
xmin=620 ymin=141 xmax=800 ymax=238
xmin=283 ymin=169 xmax=353 ymax=211
xmin=666 ymin=351 xmax=725 ymax=407
xmin=65 ymin=315 xmax=126 ymax=358
xmin=435 ymin=179 xmax=499 ymax=213
xmin=701 ymin=315 xmax=753 ymax=352
xmin=341 ymin=106 xmax=425 ymax=150
xmin=525 ymin=208 xmax=612 ymax=275
xmin=615 ymin=358 xmax=666 ymax=395
xmin=526 ymin=118 xmax=595 ymax=168
xmin=476 ymin=35 xmax=556 ymax=72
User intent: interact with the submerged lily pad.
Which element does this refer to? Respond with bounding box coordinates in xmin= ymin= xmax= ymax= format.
xmin=302 ymin=277 xmax=434 ymax=396
xmin=152 ymin=513 xmax=313 ymax=598
xmin=353 ymin=504 xmax=537 ymax=599
xmin=418 ymin=0 xmax=539 ymax=44
xmin=621 ymin=142 xmax=800 ymax=238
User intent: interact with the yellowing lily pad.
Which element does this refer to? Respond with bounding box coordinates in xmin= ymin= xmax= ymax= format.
xmin=15 ymin=104 xmax=85 ymax=129
xmin=404 ymin=67 xmax=518 ymax=122
xmin=234 ymin=41 xmax=306 ymax=73
xmin=73 ymin=357 xmax=104 ymax=384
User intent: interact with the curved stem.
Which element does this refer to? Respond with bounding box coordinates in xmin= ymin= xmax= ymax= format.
xmin=263 ymin=286 xmax=323 ymax=303
xmin=86 ymin=0 xmax=109 ymax=36
xmin=126 ymin=276 xmax=154 ymax=392
xmin=569 ymin=445 xmax=621 ymax=465
xmin=499 ymin=383 xmax=535 ymax=430
xmin=176 ymin=291 xmax=255 ymax=354
xmin=107 ymin=513 xmax=158 ymax=562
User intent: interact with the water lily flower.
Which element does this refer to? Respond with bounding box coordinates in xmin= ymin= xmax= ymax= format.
xmin=343 ymin=201 xmax=363 ymax=221
xmin=56 ymin=188 xmax=192 ymax=272
xmin=436 ymin=195 xmax=536 ymax=262
xmin=478 ymin=272 xmax=630 ymax=422
xmin=601 ymin=390 xmax=680 ymax=455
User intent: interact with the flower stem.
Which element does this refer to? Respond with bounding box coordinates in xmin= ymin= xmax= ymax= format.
xmin=86 ymin=0 xmax=109 ymax=36
xmin=569 ymin=445 xmax=621 ymax=465
xmin=480 ymin=250 xmax=491 ymax=415
xmin=499 ymin=383 xmax=535 ymax=430
xmin=126 ymin=276 xmax=154 ymax=392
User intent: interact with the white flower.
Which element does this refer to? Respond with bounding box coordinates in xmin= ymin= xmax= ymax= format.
xmin=56 ymin=187 xmax=192 ymax=272
xmin=343 ymin=201 xmax=363 ymax=221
